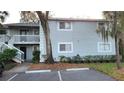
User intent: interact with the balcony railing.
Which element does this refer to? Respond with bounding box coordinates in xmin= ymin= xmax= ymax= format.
xmin=11 ymin=35 xmax=40 ymax=44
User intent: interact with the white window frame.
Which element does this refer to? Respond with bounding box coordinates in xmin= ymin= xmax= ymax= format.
xmin=57 ymin=21 xmax=73 ymax=31
xmin=97 ymin=42 xmax=112 ymax=52
xmin=58 ymin=42 xmax=73 ymax=53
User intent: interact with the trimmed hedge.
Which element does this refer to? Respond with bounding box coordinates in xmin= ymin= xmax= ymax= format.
xmin=59 ymin=56 xmax=72 ymax=63
xmin=59 ymin=55 xmax=116 ymax=63
xmin=72 ymin=54 xmax=82 ymax=63
xmin=83 ymin=55 xmax=116 ymax=63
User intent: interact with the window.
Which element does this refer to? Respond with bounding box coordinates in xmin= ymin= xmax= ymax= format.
xmin=58 ymin=42 xmax=73 ymax=53
xmin=98 ymin=42 xmax=112 ymax=52
xmin=58 ymin=22 xmax=72 ymax=31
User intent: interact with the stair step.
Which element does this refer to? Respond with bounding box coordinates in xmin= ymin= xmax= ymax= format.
xmin=13 ymin=58 xmax=22 ymax=64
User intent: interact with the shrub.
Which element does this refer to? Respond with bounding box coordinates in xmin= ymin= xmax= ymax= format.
xmin=83 ymin=55 xmax=116 ymax=63
xmin=32 ymin=50 xmax=40 ymax=64
xmin=72 ymin=54 xmax=82 ymax=63
xmin=59 ymin=55 xmax=66 ymax=62
xmin=83 ymin=56 xmax=93 ymax=63
xmin=66 ymin=57 xmax=72 ymax=63
xmin=59 ymin=56 xmax=72 ymax=63
xmin=0 ymin=49 xmax=17 ymax=62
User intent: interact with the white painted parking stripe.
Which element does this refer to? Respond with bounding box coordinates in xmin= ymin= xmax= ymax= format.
xmin=58 ymin=71 xmax=62 ymax=81
xmin=25 ymin=70 xmax=51 ymax=74
xmin=7 ymin=74 xmax=18 ymax=81
xmin=66 ymin=68 xmax=89 ymax=71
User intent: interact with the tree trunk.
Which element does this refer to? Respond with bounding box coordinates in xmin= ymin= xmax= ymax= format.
xmin=36 ymin=11 xmax=54 ymax=64
xmin=115 ymin=35 xmax=121 ymax=69
xmin=113 ymin=12 xmax=121 ymax=69
xmin=43 ymin=22 xmax=54 ymax=64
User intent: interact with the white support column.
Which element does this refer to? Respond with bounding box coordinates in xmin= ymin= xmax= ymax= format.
xmin=39 ymin=22 xmax=46 ymax=62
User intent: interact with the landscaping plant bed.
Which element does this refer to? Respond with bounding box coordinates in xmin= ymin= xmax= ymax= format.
xmin=28 ymin=63 xmax=89 ymax=70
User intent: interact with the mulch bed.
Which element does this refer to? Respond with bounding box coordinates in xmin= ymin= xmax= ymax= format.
xmin=28 ymin=63 xmax=88 ymax=70
xmin=117 ymin=68 xmax=124 ymax=74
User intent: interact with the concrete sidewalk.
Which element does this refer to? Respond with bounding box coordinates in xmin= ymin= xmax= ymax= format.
xmin=6 ymin=63 xmax=30 ymax=73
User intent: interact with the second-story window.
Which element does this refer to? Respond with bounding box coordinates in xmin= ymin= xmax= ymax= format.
xmin=58 ymin=21 xmax=72 ymax=31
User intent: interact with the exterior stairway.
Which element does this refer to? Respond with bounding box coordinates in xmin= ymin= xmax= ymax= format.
xmin=0 ymin=35 xmax=24 ymax=63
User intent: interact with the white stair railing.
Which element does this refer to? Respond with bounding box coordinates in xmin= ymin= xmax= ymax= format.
xmin=0 ymin=43 xmax=24 ymax=63
xmin=11 ymin=45 xmax=24 ymax=62
xmin=0 ymin=35 xmax=11 ymax=43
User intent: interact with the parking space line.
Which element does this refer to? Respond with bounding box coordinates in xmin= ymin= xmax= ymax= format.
xmin=25 ymin=70 xmax=51 ymax=74
xmin=7 ymin=74 xmax=18 ymax=81
xmin=66 ymin=68 xmax=89 ymax=71
xmin=57 ymin=71 xmax=62 ymax=81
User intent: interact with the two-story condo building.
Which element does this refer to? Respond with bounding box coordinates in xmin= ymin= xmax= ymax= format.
xmin=0 ymin=18 xmax=116 ymax=63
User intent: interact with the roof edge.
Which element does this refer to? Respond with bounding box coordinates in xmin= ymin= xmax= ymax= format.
xmin=48 ymin=17 xmax=107 ymax=22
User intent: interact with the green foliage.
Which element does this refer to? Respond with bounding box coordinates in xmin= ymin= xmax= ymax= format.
xmin=0 ymin=49 xmax=17 ymax=62
xmin=83 ymin=55 xmax=116 ymax=63
xmin=0 ymin=61 xmax=5 ymax=69
xmin=59 ymin=55 xmax=116 ymax=63
xmin=72 ymin=54 xmax=82 ymax=63
xmin=86 ymin=63 xmax=124 ymax=80
xmin=32 ymin=50 xmax=40 ymax=64
xmin=59 ymin=55 xmax=66 ymax=62
xmin=59 ymin=56 xmax=72 ymax=63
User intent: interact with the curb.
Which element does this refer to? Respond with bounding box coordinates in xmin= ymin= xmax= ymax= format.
xmin=66 ymin=68 xmax=90 ymax=71
xmin=25 ymin=70 xmax=51 ymax=74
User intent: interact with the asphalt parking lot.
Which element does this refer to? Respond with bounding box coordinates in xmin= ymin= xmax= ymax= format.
xmin=0 ymin=68 xmax=115 ymax=81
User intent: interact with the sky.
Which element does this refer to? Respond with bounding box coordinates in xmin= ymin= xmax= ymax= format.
xmin=5 ymin=11 xmax=103 ymax=23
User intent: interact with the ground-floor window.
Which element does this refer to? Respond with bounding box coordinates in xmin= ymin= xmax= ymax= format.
xmin=97 ymin=42 xmax=112 ymax=52
xmin=58 ymin=42 xmax=73 ymax=53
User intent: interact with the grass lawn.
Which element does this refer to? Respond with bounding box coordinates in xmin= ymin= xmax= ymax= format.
xmin=29 ymin=63 xmax=124 ymax=80
xmin=84 ymin=63 xmax=124 ymax=81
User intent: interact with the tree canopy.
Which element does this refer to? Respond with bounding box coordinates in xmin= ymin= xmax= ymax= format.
xmin=20 ymin=11 xmax=39 ymax=23
xmin=0 ymin=11 xmax=9 ymax=24
xmin=97 ymin=11 xmax=124 ymax=41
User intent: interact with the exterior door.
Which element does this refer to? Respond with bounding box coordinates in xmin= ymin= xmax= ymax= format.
xmin=20 ymin=47 xmax=27 ymax=60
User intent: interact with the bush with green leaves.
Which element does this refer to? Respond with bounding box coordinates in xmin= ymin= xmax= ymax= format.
xmin=59 ymin=56 xmax=72 ymax=63
xmin=72 ymin=54 xmax=82 ymax=63
xmin=83 ymin=55 xmax=116 ymax=63
xmin=32 ymin=50 xmax=40 ymax=64
xmin=0 ymin=49 xmax=17 ymax=62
